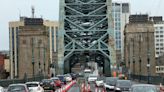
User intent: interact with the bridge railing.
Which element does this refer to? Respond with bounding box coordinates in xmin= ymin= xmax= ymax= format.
xmin=130 ymin=74 xmax=164 ymax=85
xmin=0 ymin=74 xmax=48 ymax=87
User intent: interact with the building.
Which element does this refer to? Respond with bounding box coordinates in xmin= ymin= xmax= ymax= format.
xmin=9 ymin=17 xmax=58 ymax=79
xmin=112 ymin=2 xmax=130 ymax=64
xmin=0 ymin=54 xmax=5 ymax=71
xmin=0 ymin=52 xmax=9 ymax=79
xmin=151 ymin=16 xmax=164 ymax=57
xmin=124 ymin=14 xmax=156 ymax=78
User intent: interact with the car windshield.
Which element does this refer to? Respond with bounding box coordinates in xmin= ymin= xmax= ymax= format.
xmin=57 ymin=76 xmax=65 ymax=80
xmin=51 ymin=77 xmax=59 ymax=81
xmin=26 ymin=84 xmax=38 ymax=87
xmin=89 ymin=75 xmax=97 ymax=77
xmin=97 ymin=77 xmax=105 ymax=81
xmin=132 ymin=86 xmax=157 ymax=92
xmin=7 ymin=85 xmax=26 ymax=92
xmin=106 ymin=77 xmax=118 ymax=86
xmin=117 ymin=81 xmax=131 ymax=87
xmin=42 ymin=79 xmax=53 ymax=83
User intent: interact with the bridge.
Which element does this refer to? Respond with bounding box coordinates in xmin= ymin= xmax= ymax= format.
xmin=57 ymin=0 xmax=116 ymax=76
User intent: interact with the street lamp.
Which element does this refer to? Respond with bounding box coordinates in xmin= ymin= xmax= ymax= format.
xmin=147 ymin=52 xmax=150 ymax=84
xmin=31 ymin=38 xmax=35 ymax=78
xmin=139 ymin=34 xmax=142 ymax=81
xmin=128 ymin=41 xmax=131 ymax=79
xmin=132 ymin=38 xmax=135 ymax=79
xmin=147 ymin=29 xmax=150 ymax=84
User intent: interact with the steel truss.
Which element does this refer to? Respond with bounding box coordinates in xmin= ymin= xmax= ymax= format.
xmin=58 ymin=0 xmax=116 ymax=76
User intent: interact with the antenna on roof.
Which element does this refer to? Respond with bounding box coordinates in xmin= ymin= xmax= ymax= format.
xmin=31 ymin=6 xmax=35 ymax=18
xmin=18 ymin=8 xmax=21 ymax=18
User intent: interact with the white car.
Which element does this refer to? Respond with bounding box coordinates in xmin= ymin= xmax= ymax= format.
xmin=26 ymin=82 xmax=44 ymax=92
xmin=88 ymin=74 xmax=97 ymax=83
xmin=0 ymin=86 xmax=4 ymax=92
xmin=96 ymin=77 xmax=105 ymax=87
xmin=64 ymin=74 xmax=72 ymax=82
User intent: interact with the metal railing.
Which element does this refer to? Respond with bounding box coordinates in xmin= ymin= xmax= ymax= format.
xmin=0 ymin=74 xmax=48 ymax=87
xmin=130 ymin=74 xmax=164 ymax=85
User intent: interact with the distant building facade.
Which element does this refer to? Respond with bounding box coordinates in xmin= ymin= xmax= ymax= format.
xmin=124 ymin=14 xmax=156 ymax=77
xmin=112 ymin=2 xmax=130 ymax=64
xmin=9 ymin=17 xmax=58 ymax=79
xmin=0 ymin=52 xmax=9 ymax=79
xmin=151 ymin=16 xmax=164 ymax=57
xmin=0 ymin=54 xmax=5 ymax=71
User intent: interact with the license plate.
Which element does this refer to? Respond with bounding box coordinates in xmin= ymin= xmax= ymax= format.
xmin=44 ymin=87 xmax=50 ymax=89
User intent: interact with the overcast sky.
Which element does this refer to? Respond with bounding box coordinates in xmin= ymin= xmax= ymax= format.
xmin=0 ymin=0 xmax=164 ymax=50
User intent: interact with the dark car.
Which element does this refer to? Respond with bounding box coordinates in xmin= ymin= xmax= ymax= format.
xmin=57 ymin=75 xmax=66 ymax=84
xmin=130 ymin=84 xmax=159 ymax=92
xmin=40 ymin=79 xmax=56 ymax=91
xmin=50 ymin=77 xmax=62 ymax=88
xmin=7 ymin=84 xmax=29 ymax=92
xmin=115 ymin=80 xmax=132 ymax=92
xmin=104 ymin=77 xmax=118 ymax=91
xmin=70 ymin=73 xmax=77 ymax=80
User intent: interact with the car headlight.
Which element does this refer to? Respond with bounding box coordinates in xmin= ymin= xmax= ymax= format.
xmin=105 ymin=85 xmax=114 ymax=89
xmin=116 ymin=87 xmax=121 ymax=90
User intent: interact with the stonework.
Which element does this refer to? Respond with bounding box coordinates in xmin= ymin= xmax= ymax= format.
xmin=18 ymin=26 xmax=50 ymax=78
xmin=124 ymin=22 xmax=156 ymax=76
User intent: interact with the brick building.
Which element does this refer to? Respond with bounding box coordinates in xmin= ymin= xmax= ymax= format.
xmin=0 ymin=54 xmax=5 ymax=71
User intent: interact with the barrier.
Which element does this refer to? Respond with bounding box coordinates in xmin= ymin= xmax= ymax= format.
xmin=160 ymin=83 xmax=164 ymax=92
xmin=55 ymin=80 xmax=76 ymax=92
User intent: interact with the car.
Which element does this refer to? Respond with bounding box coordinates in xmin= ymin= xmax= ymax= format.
xmin=25 ymin=82 xmax=44 ymax=92
xmin=50 ymin=77 xmax=62 ymax=88
xmin=7 ymin=84 xmax=30 ymax=92
xmin=64 ymin=74 xmax=72 ymax=82
xmin=115 ymin=80 xmax=132 ymax=92
xmin=57 ymin=75 xmax=66 ymax=84
xmin=0 ymin=86 xmax=4 ymax=92
xmin=104 ymin=77 xmax=119 ymax=91
xmin=95 ymin=77 xmax=105 ymax=87
xmin=40 ymin=79 xmax=56 ymax=91
xmin=88 ymin=74 xmax=97 ymax=83
xmin=84 ymin=69 xmax=92 ymax=78
xmin=70 ymin=73 xmax=77 ymax=80
xmin=130 ymin=84 xmax=159 ymax=92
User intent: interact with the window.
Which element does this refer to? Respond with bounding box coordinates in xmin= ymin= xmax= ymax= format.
xmin=160 ymin=35 xmax=164 ymax=37
xmin=156 ymin=48 xmax=159 ymax=50
xmin=156 ymin=31 xmax=159 ymax=33
xmin=160 ymin=27 xmax=163 ymax=29
xmin=156 ymin=52 xmax=159 ymax=55
xmin=160 ymin=43 xmax=163 ymax=46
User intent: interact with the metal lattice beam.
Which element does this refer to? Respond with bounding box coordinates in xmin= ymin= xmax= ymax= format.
xmin=58 ymin=0 xmax=116 ymax=76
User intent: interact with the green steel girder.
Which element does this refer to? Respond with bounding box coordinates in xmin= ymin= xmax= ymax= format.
xmin=58 ymin=0 xmax=116 ymax=75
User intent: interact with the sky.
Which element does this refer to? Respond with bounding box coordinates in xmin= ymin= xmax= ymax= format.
xmin=0 ymin=0 xmax=164 ymax=50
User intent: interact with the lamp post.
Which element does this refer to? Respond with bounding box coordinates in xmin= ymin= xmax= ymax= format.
xmin=132 ymin=38 xmax=135 ymax=79
xmin=38 ymin=40 xmax=41 ymax=75
xmin=128 ymin=41 xmax=131 ymax=79
xmin=139 ymin=34 xmax=142 ymax=81
xmin=31 ymin=38 xmax=35 ymax=77
xmin=147 ymin=29 xmax=150 ymax=84
xmin=147 ymin=58 xmax=150 ymax=84
xmin=43 ymin=45 xmax=46 ymax=75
